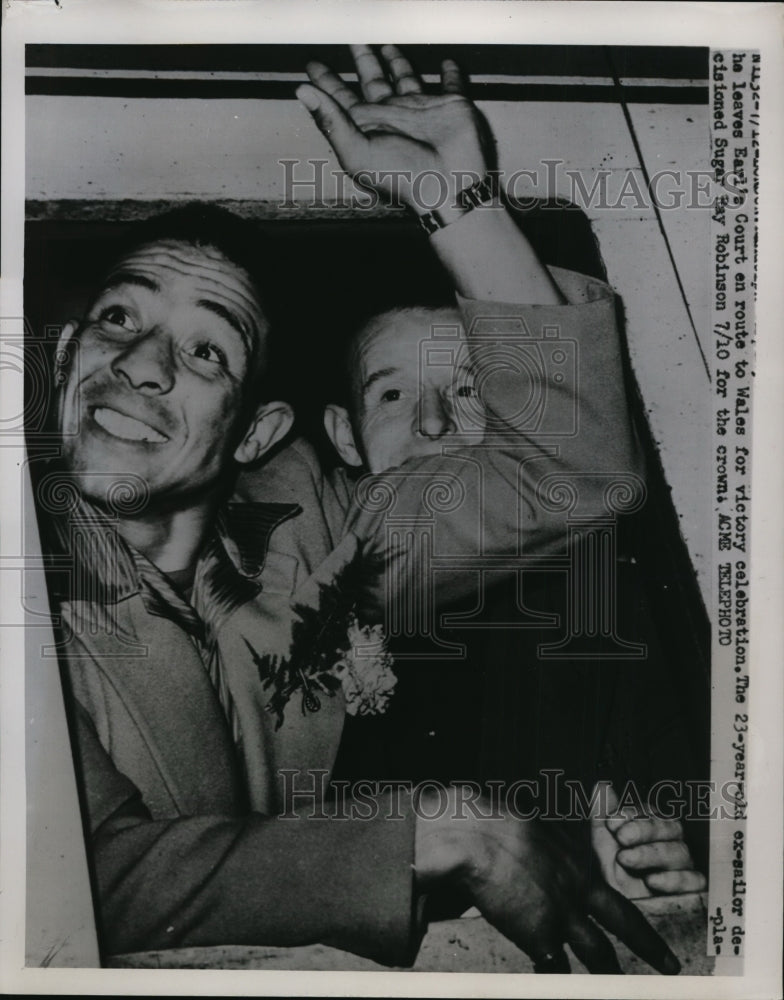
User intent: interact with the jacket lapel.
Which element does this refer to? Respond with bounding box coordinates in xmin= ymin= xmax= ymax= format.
xmin=64 ymin=595 xmax=243 ymax=818
xmin=59 ymin=497 xmax=351 ymax=819
xmin=215 ymin=594 xmax=344 ymax=814
xmin=214 ymin=535 xmax=362 ymax=814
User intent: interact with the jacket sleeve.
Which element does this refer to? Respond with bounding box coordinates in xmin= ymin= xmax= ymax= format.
xmin=68 ymin=699 xmax=422 ymax=965
xmin=343 ymin=267 xmax=645 ymax=615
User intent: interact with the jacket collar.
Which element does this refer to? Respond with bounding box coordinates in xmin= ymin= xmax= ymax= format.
xmin=45 ymin=492 xmax=301 ymax=639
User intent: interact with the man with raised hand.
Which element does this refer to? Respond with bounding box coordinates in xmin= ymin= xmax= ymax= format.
xmin=245 ymin=43 xmax=641 ymax=617
xmin=247 ymin=42 xmax=703 ymax=921
xmin=44 ymin=46 xmax=678 ymax=973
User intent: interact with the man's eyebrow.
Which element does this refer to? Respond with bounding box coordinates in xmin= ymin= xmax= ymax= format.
xmin=98 ymin=273 xmax=253 ymax=357
xmin=196 ymin=299 xmax=252 ymax=356
xmin=103 ymin=271 xmax=160 ymax=293
xmin=361 ymin=366 xmax=399 ymax=397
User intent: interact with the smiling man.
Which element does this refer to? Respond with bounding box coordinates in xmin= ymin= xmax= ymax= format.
xmin=56 ymin=224 xmax=291 ymax=579
xmin=47 ymin=206 xmax=442 ymax=960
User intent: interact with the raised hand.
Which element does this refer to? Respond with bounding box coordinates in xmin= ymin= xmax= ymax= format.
xmin=415 ymin=786 xmax=681 ymax=975
xmin=297 ymin=44 xmax=489 ymax=214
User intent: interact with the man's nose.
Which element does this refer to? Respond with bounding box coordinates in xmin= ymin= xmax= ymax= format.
xmin=417 ymin=391 xmax=457 ymax=440
xmin=111 ymin=330 xmax=174 ymax=395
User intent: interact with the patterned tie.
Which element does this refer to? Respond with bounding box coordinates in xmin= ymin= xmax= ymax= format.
xmin=132 ymin=551 xmax=205 ymax=642
xmin=133 ymin=538 xmax=261 ymax=752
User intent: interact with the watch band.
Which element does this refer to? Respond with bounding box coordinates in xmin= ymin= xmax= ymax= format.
xmin=418 ymin=208 xmax=448 ymax=236
xmin=418 ymin=173 xmax=498 ymax=236
xmin=456 ymin=173 xmax=497 ymax=210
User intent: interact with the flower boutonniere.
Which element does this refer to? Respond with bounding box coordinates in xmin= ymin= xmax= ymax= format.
xmin=244 ymin=552 xmax=396 ymax=729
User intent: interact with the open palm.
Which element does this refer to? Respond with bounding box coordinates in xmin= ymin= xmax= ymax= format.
xmin=298 ymin=45 xmax=489 ymax=209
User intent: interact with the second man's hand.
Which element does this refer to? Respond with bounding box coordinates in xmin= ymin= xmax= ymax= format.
xmin=414 ymin=786 xmax=682 ymax=975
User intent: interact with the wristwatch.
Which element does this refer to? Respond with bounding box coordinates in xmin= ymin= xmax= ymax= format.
xmin=418 ymin=173 xmax=498 ymax=235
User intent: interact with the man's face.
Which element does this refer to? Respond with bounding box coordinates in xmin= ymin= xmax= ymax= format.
xmin=59 ymin=239 xmax=267 ymax=509
xmin=350 ymin=309 xmax=486 ymax=474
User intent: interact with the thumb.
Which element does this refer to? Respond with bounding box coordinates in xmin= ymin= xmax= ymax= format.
xmin=296 ymin=84 xmax=366 ymax=167
xmin=589 ymin=782 xmax=651 ymax=900
xmin=590 ymin=783 xmax=622 ymax=887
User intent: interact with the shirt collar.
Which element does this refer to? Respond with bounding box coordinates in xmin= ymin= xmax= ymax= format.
xmin=45 ymin=492 xmax=301 ymax=611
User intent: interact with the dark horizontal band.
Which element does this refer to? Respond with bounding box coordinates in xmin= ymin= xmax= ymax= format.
xmin=26 ymin=43 xmax=709 ymax=81
xmin=25 ymin=76 xmax=708 ymax=105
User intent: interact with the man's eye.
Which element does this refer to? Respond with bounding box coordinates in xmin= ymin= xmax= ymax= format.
xmin=456 ymin=384 xmax=477 ymax=398
xmin=99 ymin=305 xmax=135 ymax=331
xmin=380 ymin=388 xmax=402 ymax=403
xmin=190 ymin=341 xmax=228 ymax=367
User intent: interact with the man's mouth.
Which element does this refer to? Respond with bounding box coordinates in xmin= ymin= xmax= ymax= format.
xmin=92 ymin=406 xmax=169 ymax=443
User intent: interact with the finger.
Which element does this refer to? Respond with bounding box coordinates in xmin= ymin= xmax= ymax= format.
xmin=350 ymin=44 xmax=395 ymax=102
xmin=380 ymin=44 xmax=422 ymax=95
xmin=603 ymin=783 xmax=637 ymax=834
xmin=532 ymin=946 xmax=571 ymax=974
xmin=588 ymin=881 xmax=681 ymax=975
xmin=305 ymin=60 xmax=360 ymax=111
xmin=296 ymin=84 xmax=368 ymax=163
xmin=441 ymin=58 xmax=467 ymax=94
xmin=606 ymin=802 xmax=646 ymax=833
xmin=617 ymin=840 xmax=693 ymax=873
xmin=481 ymin=877 xmax=569 ymax=974
xmin=644 ymin=869 xmax=707 ymax=895
xmin=565 ymin=914 xmax=622 ymax=974
xmin=591 ymin=815 xmax=650 ymax=896
xmin=614 ymin=817 xmax=685 ymax=847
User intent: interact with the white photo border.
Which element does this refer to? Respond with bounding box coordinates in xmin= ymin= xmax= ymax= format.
xmin=2 ymin=2 xmax=782 ymax=997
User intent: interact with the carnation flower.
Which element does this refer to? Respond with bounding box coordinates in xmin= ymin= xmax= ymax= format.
xmin=332 ymin=616 xmax=397 ymax=717
xmin=247 ymin=550 xmax=397 ymax=728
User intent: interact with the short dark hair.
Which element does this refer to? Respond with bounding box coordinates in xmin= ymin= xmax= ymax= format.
xmin=123 ymin=203 xmax=270 ymax=314
xmin=106 ymin=203 xmax=275 ymax=412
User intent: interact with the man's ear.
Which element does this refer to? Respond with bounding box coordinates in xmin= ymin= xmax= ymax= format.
xmin=323 ymin=404 xmax=363 ymax=468
xmin=234 ymin=400 xmax=294 ymax=466
xmin=53 ymin=320 xmax=79 ymax=427
xmin=54 ymin=320 xmax=79 ymax=377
